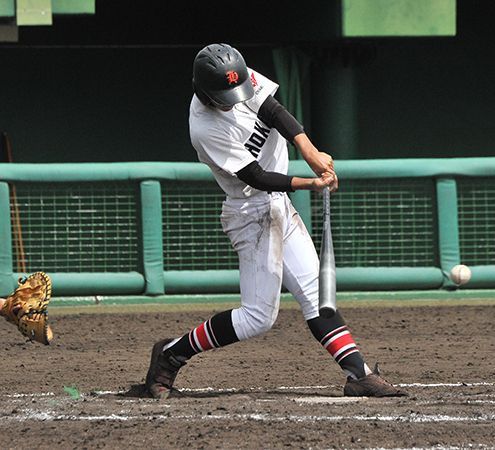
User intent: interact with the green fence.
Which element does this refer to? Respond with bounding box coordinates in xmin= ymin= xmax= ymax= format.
xmin=1 ymin=158 xmax=494 ymax=296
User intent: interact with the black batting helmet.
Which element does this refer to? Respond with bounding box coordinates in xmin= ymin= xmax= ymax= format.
xmin=193 ymin=43 xmax=254 ymax=107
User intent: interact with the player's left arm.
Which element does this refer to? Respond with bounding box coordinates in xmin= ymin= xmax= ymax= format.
xmin=236 ymin=162 xmax=336 ymax=193
xmin=258 ymin=95 xmax=336 ymax=180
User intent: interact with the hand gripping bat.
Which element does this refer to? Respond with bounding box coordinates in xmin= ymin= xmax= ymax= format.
xmin=318 ymin=187 xmax=337 ymax=318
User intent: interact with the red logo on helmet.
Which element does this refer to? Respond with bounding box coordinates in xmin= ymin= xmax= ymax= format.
xmin=250 ymin=72 xmax=258 ymax=87
xmin=226 ymin=70 xmax=239 ymax=85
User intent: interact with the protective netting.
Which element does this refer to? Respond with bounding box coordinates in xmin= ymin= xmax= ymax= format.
xmin=310 ymin=179 xmax=438 ymax=267
xmin=10 ymin=182 xmax=139 ymax=272
xmin=11 ymin=177 xmax=488 ymax=274
xmin=161 ymin=181 xmax=238 ymax=270
xmin=457 ymin=177 xmax=495 ymax=265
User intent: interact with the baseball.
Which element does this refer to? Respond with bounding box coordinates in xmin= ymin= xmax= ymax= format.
xmin=450 ymin=264 xmax=472 ymax=285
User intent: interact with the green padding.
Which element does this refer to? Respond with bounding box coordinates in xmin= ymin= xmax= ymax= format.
xmin=0 ymin=0 xmax=14 ymax=16
xmin=337 ymin=267 xmax=444 ymax=290
xmin=164 ymin=270 xmax=240 ymax=294
xmin=13 ymin=272 xmax=145 ymax=296
xmin=0 ymin=183 xmax=14 ymax=295
xmin=436 ymin=178 xmax=460 ymax=288
xmin=290 ymin=158 xmax=495 ymax=179
xmin=163 ymin=267 xmax=443 ymax=293
xmin=2 ymin=157 xmax=495 ymax=183
xmin=0 ymin=162 xmax=213 ymax=183
xmin=141 ymin=181 xmax=164 ymax=295
xmin=52 ymin=0 xmax=95 ymax=14
xmin=464 ymin=266 xmax=495 ymax=289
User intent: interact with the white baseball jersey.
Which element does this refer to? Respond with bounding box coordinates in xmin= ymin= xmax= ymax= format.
xmin=189 ymin=68 xmax=321 ymax=341
xmin=189 ymin=69 xmax=289 ymax=199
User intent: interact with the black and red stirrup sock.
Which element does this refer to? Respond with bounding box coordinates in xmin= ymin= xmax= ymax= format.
xmin=164 ymin=309 xmax=239 ymax=359
xmin=307 ymin=311 xmax=367 ymax=379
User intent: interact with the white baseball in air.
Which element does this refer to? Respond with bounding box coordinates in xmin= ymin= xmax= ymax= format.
xmin=450 ymin=264 xmax=472 ymax=285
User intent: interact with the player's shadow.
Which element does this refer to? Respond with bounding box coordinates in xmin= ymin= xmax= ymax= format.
xmin=105 ymin=383 xmax=338 ymax=400
xmin=119 ymin=383 xmax=151 ymax=398
xmin=111 ymin=384 xmax=254 ymax=399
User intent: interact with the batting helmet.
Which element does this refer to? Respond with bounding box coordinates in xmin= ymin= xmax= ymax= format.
xmin=193 ymin=43 xmax=254 ymax=107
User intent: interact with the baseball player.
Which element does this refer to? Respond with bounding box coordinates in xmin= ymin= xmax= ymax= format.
xmin=146 ymin=43 xmax=406 ymax=399
xmin=0 ymin=272 xmax=53 ymax=345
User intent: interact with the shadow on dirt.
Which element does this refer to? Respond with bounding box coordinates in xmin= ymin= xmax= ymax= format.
xmin=93 ymin=384 xmax=341 ymax=400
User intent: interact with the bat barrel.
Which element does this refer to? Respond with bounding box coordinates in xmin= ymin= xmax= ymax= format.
xmin=319 ymin=255 xmax=337 ymax=317
xmin=318 ymin=187 xmax=337 ymax=317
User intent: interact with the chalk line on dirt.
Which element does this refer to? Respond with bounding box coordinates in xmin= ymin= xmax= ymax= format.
xmin=4 ymin=392 xmax=55 ymax=398
xmin=292 ymin=396 xmax=366 ymax=404
xmin=366 ymin=446 xmax=494 ymax=450
xmin=2 ymin=409 xmax=495 ymax=424
xmin=397 ymin=382 xmax=495 ymax=388
xmin=2 ymin=381 xmax=494 ymax=401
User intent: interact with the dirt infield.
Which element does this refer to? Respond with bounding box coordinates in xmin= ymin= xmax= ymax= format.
xmin=1 ymin=301 xmax=494 ymax=449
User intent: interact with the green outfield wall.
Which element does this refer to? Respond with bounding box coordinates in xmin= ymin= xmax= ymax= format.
xmin=0 ymin=158 xmax=494 ymax=296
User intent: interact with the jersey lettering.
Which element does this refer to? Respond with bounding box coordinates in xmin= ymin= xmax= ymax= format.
xmin=244 ymin=120 xmax=271 ymax=158
xmin=249 ymin=133 xmax=265 ymax=147
xmin=244 ymin=143 xmax=260 ymax=157
xmin=254 ymin=122 xmax=270 ymax=138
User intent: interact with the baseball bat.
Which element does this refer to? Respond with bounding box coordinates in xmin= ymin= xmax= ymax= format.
xmin=318 ymin=187 xmax=337 ymax=318
xmin=2 ymin=132 xmax=27 ymax=273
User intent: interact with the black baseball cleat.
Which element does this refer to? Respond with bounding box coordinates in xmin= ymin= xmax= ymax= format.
xmin=343 ymin=363 xmax=408 ymax=397
xmin=145 ymin=338 xmax=187 ymax=399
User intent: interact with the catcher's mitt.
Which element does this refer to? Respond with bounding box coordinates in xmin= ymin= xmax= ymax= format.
xmin=1 ymin=272 xmax=53 ymax=345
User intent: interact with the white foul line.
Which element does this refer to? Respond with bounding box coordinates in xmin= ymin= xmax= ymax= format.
xmin=2 ymin=381 xmax=494 ymax=400
xmin=397 ymin=382 xmax=495 ymax=388
xmin=3 ymin=410 xmax=495 ymax=424
xmin=163 ymin=381 xmax=495 ymax=395
xmin=4 ymin=392 xmax=55 ymax=398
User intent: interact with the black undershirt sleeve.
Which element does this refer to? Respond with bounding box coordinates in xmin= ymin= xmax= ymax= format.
xmin=236 ymin=96 xmax=304 ymax=192
xmin=236 ymin=161 xmax=294 ymax=193
xmin=258 ymin=95 xmax=304 ymax=143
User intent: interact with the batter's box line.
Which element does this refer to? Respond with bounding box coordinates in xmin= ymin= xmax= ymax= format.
xmin=397 ymin=382 xmax=495 ymax=388
xmin=179 ymin=382 xmax=495 ymax=392
xmin=2 ymin=381 xmax=494 ymax=400
xmin=2 ymin=410 xmax=495 ymax=424
xmin=366 ymin=446 xmax=495 ymax=450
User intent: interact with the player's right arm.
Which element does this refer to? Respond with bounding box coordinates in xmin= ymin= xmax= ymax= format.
xmin=258 ymin=96 xmax=335 ymax=177
xmin=248 ymin=95 xmax=338 ymax=192
xmin=293 ymin=133 xmax=335 ymax=177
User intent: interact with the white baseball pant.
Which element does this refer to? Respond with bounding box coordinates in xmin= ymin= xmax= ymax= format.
xmin=221 ymin=192 xmax=320 ymax=341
